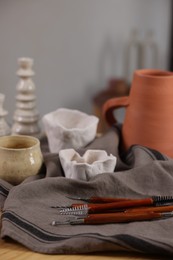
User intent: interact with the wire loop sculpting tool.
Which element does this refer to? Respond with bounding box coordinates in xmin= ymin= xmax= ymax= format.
xmin=51 ymin=211 xmax=173 ymax=226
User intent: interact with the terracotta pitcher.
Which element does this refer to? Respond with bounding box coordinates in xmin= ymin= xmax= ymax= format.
xmin=103 ymin=69 xmax=173 ymax=157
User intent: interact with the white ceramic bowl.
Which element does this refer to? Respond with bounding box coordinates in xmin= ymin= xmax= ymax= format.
xmin=42 ymin=108 xmax=99 ymax=153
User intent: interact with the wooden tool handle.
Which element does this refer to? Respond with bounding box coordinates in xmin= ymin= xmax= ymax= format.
xmin=89 ymin=197 xmax=131 ymax=203
xmin=71 ymin=198 xmax=133 ymax=208
xmin=88 ymin=198 xmax=153 ymax=213
xmin=71 ymin=199 xmax=132 ymax=208
xmin=127 ymin=204 xmax=173 ymax=213
xmin=84 ymin=212 xmax=161 ymax=224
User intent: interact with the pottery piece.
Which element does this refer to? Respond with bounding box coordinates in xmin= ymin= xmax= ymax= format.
xmin=103 ymin=69 xmax=173 ymax=157
xmin=12 ymin=57 xmax=41 ymax=137
xmin=141 ymin=30 xmax=158 ymax=69
xmin=59 ymin=149 xmax=117 ymax=180
xmin=42 ymin=108 xmax=99 ymax=153
xmin=125 ymin=29 xmax=142 ymax=84
xmin=0 ymin=135 xmax=43 ymax=185
xmin=0 ymin=93 xmax=11 ymax=136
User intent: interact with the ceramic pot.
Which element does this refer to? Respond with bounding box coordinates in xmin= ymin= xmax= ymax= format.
xmin=42 ymin=108 xmax=99 ymax=153
xmin=103 ymin=69 xmax=173 ymax=157
xmin=59 ymin=149 xmax=117 ymax=181
xmin=0 ymin=135 xmax=43 ymax=185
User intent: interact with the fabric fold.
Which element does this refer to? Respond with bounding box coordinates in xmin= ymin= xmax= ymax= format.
xmin=1 ymin=127 xmax=173 ymax=255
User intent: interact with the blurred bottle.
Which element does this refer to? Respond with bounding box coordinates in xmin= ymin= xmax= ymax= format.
xmin=141 ymin=30 xmax=158 ymax=69
xmin=125 ymin=29 xmax=142 ymax=85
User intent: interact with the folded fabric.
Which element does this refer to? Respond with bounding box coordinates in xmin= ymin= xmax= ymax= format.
xmin=59 ymin=149 xmax=117 ymax=180
xmin=1 ymin=127 xmax=173 ymax=256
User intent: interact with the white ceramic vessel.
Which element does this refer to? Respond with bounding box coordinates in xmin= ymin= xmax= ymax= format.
xmin=12 ymin=57 xmax=41 ymax=136
xmin=0 ymin=135 xmax=43 ymax=185
xmin=42 ymin=108 xmax=99 ymax=153
xmin=0 ymin=93 xmax=11 ymax=136
xmin=59 ymin=149 xmax=117 ymax=181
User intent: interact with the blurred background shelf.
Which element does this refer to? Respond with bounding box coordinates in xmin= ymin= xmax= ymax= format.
xmin=0 ymin=0 xmax=171 ymax=127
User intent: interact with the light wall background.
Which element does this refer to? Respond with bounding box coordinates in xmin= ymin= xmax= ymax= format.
xmin=0 ymin=0 xmax=171 ymax=124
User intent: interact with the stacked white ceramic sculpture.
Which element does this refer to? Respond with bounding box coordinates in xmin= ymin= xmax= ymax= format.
xmin=11 ymin=57 xmax=41 ymax=137
xmin=0 ymin=93 xmax=11 ymax=136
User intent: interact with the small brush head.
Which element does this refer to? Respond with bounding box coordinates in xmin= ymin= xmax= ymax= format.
xmin=60 ymin=205 xmax=88 ymax=216
xmin=152 ymin=196 xmax=173 ymax=206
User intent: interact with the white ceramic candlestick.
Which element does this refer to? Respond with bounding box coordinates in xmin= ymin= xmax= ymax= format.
xmin=0 ymin=93 xmax=11 ymax=136
xmin=11 ymin=57 xmax=41 ymax=137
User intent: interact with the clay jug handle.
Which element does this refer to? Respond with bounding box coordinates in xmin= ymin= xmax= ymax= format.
xmin=103 ymin=96 xmax=129 ymax=126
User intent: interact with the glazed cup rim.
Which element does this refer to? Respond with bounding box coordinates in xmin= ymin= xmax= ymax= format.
xmin=0 ymin=135 xmax=40 ymax=151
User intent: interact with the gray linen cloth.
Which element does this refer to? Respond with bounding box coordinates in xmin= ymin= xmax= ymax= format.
xmin=1 ymin=127 xmax=173 ymax=255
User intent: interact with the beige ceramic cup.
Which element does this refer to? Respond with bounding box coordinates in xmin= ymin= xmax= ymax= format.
xmin=0 ymin=135 xmax=43 ymax=185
